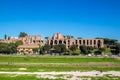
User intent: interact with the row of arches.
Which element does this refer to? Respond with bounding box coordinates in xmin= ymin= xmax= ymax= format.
xmin=47 ymin=39 xmax=103 ymax=48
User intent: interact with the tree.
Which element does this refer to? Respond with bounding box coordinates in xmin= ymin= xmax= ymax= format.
xmin=33 ymin=48 xmax=39 ymax=53
xmin=0 ymin=42 xmax=8 ymax=54
xmin=99 ymin=47 xmax=111 ymax=56
xmin=69 ymin=49 xmax=81 ymax=55
xmin=71 ymin=36 xmax=74 ymax=38
xmin=77 ymin=37 xmax=82 ymax=39
xmin=104 ymin=38 xmax=118 ymax=46
xmin=54 ymin=44 xmax=67 ymax=54
xmin=69 ymin=45 xmax=81 ymax=55
xmin=4 ymin=34 xmax=7 ymax=40
xmin=96 ymin=38 xmax=118 ymax=46
xmin=15 ymin=40 xmax=23 ymax=47
xmin=65 ymin=35 xmax=74 ymax=39
xmin=0 ymin=42 xmax=17 ymax=54
xmin=8 ymin=36 xmax=11 ymax=40
xmin=54 ymin=45 xmax=61 ymax=53
xmin=110 ymin=39 xmax=118 ymax=45
xmin=58 ymin=44 xmax=67 ymax=53
xmin=39 ymin=46 xmax=44 ymax=55
xmin=43 ymin=44 xmax=51 ymax=53
xmin=94 ymin=45 xmax=111 ymax=56
xmin=69 ymin=44 xmax=78 ymax=51
xmin=80 ymin=45 xmax=88 ymax=54
xmin=8 ymin=43 xmax=17 ymax=54
xmin=115 ymin=43 xmax=120 ymax=54
xmin=19 ymin=32 xmax=28 ymax=38
xmin=87 ymin=46 xmax=94 ymax=53
xmin=45 ymin=37 xmax=48 ymax=39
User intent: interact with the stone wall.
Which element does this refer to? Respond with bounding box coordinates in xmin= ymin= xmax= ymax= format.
xmin=47 ymin=33 xmax=104 ymax=49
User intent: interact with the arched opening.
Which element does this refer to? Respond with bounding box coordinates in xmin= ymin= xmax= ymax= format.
xmin=94 ymin=40 xmax=96 ymax=45
xmin=68 ymin=40 xmax=70 ymax=45
xmin=83 ymin=40 xmax=85 ymax=45
xmin=50 ymin=40 xmax=53 ymax=45
xmin=59 ymin=40 xmax=62 ymax=44
xmin=76 ymin=40 xmax=78 ymax=44
xmin=33 ymin=40 xmax=35 ymax=43
xmin=90 ymin=40 xmax=92 ymax=45
xmin=54 ymin=40 xmax=58 ymax=45
xmin=79 ymin=40 xmax=81 ymax=44
xmin=98 ymin=40 xmax=101 ymax=48
xmin=64 ymin=41 xmax=66 ymax=44
xmin=87 ymin=40 xmax=89 ymax=45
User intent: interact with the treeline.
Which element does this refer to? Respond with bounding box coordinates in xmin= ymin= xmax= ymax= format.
xmin=0 ymin=40 xmax=23 ymax=54
xmin=32 ymin=38 xmax=120 ymax=55
xmin=32 ymin=43 xmax=120 ymax=56
xmin=0 ymin=36 xmax=120 ymax=55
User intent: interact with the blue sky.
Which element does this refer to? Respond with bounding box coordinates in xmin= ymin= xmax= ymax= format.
xmin=0 ymin=0 xmax=120 ymax=41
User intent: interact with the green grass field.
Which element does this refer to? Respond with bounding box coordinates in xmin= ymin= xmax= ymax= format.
xmin=0 ymin=55 xmax=119 ymax=72
xmin=0 ymin=63 xmax=120 ymax=72
xmin=0 ymin=55 xmax=119 ymax=63
xmin=0 ymin=74 xmax=63 ymax=80
xmin=0 ymin=55 xmax=120 ymax=80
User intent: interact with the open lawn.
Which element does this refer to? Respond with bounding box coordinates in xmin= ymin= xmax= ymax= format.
xmin=0 ymin=55 xmax=119 ymax=72
xmin=0 ymin=62 xmax=120 ymax=72
xmin=0 ymin=55 xmax=120 ymax=79
xmin=0 ymin=55 xmax=119 ymax=63
xmin=0 ymin=74 xmax=63 ymax=80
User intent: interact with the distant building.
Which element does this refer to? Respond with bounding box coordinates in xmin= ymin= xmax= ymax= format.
xmin=17 ymin=44 xmax=39 ymax=54
xmin=0 ymin=35 xmax=44 ymax=54
xmin=0 ymin=33 xmax=104 ymax=54
xmin=17 ymin=35 xmax=44 ymax=54
xmin=0 ymin=37 xmax=19 ymax=43
xmin=47 ymin=33 xmax=104 ymax=49
xmin=19 ymin=35 xmax=43 ymax=45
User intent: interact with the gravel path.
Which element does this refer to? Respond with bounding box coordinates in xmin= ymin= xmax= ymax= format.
xmin=0 ymin=71 xmax=120 ymax=76
xmin=0 ymin=71 xmax=120 ymax=80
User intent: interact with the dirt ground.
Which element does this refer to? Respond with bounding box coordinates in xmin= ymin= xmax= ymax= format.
xmin=0 ymin=71 xmax=120 ymax=80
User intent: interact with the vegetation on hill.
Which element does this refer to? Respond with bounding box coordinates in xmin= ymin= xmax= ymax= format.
xmin=0 ymin=40 xmax=23 ymax=54
xmin=19 ymin=32 xmax=28 ymax=38
xmin=0 ymin=37 xmax=120 ymax=55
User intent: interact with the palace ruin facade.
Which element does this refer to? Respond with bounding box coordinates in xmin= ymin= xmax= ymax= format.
xmin=47 ymin=33 xmax=104 ymax=49
xmin=0 ymin=33 xmax=104 ymax=54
